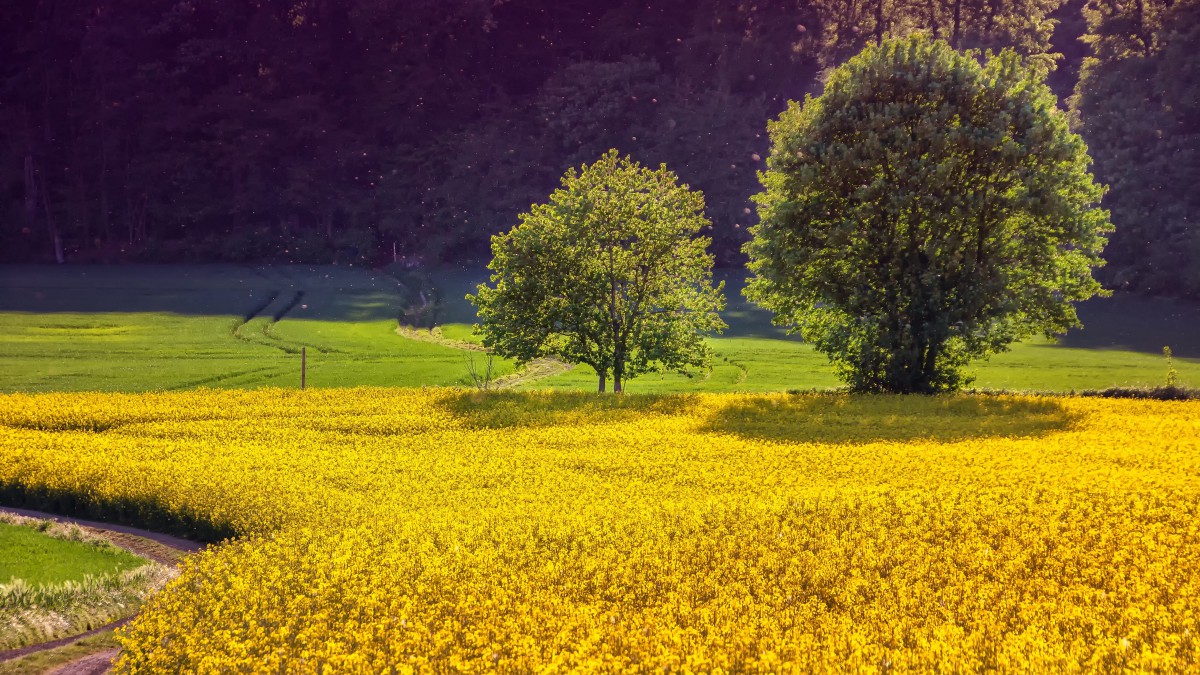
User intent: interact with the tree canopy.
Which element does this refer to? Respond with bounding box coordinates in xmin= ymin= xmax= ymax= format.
xmin=469 ymin=151 xmax=726 ymax=393
xmin=745 ymin=36 xmax=1112 ymax=393
xmin=1070 ymin=0 xmax=1200 ymax=297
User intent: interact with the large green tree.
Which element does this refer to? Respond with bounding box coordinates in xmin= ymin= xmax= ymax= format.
xmin=469 ymin=150 xmax=726 ymax=393
xmin=745 ymin=36 xmax=1111 ymax=393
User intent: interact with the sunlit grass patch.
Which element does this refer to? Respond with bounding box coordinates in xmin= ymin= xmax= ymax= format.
xmin=0 ymin=513 xmax=175 ymax=649
xmin=0 ymin=521 xmax=143 ymax=587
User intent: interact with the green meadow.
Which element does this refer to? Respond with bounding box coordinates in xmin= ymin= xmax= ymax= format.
xmin=0 ymin=265 xmax=1197 ymax=393
xmin=0 ymin=522 xmax=144 ymax=587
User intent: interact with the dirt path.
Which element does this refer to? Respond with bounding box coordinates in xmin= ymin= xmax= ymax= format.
xmin=492 ymin=356 xmax=574 ymax=388
xmin=395 ymin=325 xmax=575 ymax=387
xmin=0 ymin=507 xmax=203 ymax=671
xmin=0 ymin=506 xmax=204 ymax=563
xmin=395 ymin=325 xmax=487 ymax=351
xmin=0 ymin=620 xmax=130 ymax=667
xmin=43 ymin=649 xmax=120 ymax=675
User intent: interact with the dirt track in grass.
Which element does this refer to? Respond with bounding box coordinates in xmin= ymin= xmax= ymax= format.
xmin=0 ymin=506 xmax=202 ymax=668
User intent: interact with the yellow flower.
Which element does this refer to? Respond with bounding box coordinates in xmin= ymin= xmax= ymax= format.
xmin=0 ymin=389 xmax=1197 ymax=672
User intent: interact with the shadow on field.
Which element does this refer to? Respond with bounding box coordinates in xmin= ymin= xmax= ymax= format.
xmin=0 ymin=264 xmax=406 ymax=322
xmin=442 ymin=390 xmax=694 ymax=428
xmin=1058 ymin=294 xmax=1200 ymax=358
xmin=704 ymin=395 xmax=1078 ymax=445
xmin=0 ymin=482 xmax=235 ymax=544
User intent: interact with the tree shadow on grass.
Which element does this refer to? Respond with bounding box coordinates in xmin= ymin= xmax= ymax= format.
xmin=439 ymin=390 xmax=1078 ymax=444
xmin=0 ymin=264 xmax=407 ymax=322
xmin=441 ymin=390 xmax=696 ymax=429
xmin=703 ymin=394 xmax=1079 ymax=445
xmin=1059 ymin=294 xmax=1200 ymax=358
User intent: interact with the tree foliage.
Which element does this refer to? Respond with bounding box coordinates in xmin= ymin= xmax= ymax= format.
xmin=745 ymin=36 xmax=1111 ymax=393
xmin=2 ymin=0 xmax=1089 ymax=269
xmin=1071 ymin=0 xmax=1200 ymax=297
xmin=811 ymin=0 xmax=1065 ymax=60
xmin=470 ymin=151 xmax=726 ymax=393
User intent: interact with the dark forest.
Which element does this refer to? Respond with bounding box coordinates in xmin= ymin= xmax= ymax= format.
xmin=2 ymin=0 xmax=1196 ymax=297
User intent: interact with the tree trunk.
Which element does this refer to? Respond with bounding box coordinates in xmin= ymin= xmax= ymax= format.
xmin=612 ymin=344 xmax=625 ymax=394
xmin=127 ymin=189 xmax=135 ymax=246
xmin=72 ymin=145 xmax=89 ymax=253
xmin=875 ymin=0 xmax=886 ymax=45
xmin=910 ymin=330 xmax=927 ymax=392
xmin=1134 ymin=0 xmax=1150 ymax=55
xmin=952 ymin=0 xmax=962 ymax=49
xmin=922 ymin=340 xmax=940 ymax=382
xmin=123 ymin=139 xmax=134 ymax=246
xmin=38 ymin=161 xmax=64 ymax=264
xmin=598 ymin=371 xmax=606 ymax=393
xmin=98 ymin=74 xmax=112 ymax=251
xmin=24 ymin=152 xmax=38 ymax=232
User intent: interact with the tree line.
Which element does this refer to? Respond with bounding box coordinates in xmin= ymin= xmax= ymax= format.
xmin=1 ymin=0 xmax=1196 ymax=297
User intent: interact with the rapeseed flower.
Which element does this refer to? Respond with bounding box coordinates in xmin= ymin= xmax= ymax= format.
xmin=0 ymin=389 xmax=1196 ymax=672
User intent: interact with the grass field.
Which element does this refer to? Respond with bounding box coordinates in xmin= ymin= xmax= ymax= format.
xmin=0 ymin=265 xmax=517 ymax=392
xmin=0 ymin=512 xmax=174 ymax=650
xmin=1 ymin=264 xmax=1198 ymax=393
xmin=1 ymin=388 xmax=1197 ymax=670
xmin=0 ymin=522 xmax=143 ymax=587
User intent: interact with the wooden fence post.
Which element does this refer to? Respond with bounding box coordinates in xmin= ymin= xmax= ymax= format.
xmin=301 ymin=347 xmax=307 ymax=390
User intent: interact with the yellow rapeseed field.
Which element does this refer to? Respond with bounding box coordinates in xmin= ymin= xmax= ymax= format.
xmin=1 ymin=389 xmax=1198 ymax=672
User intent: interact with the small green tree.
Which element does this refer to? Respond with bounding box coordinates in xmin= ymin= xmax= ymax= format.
xmin=745 ymin=36 xmax=1112 ymax=393
xmin=469 ymin=150 xmax=726 ymax=393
